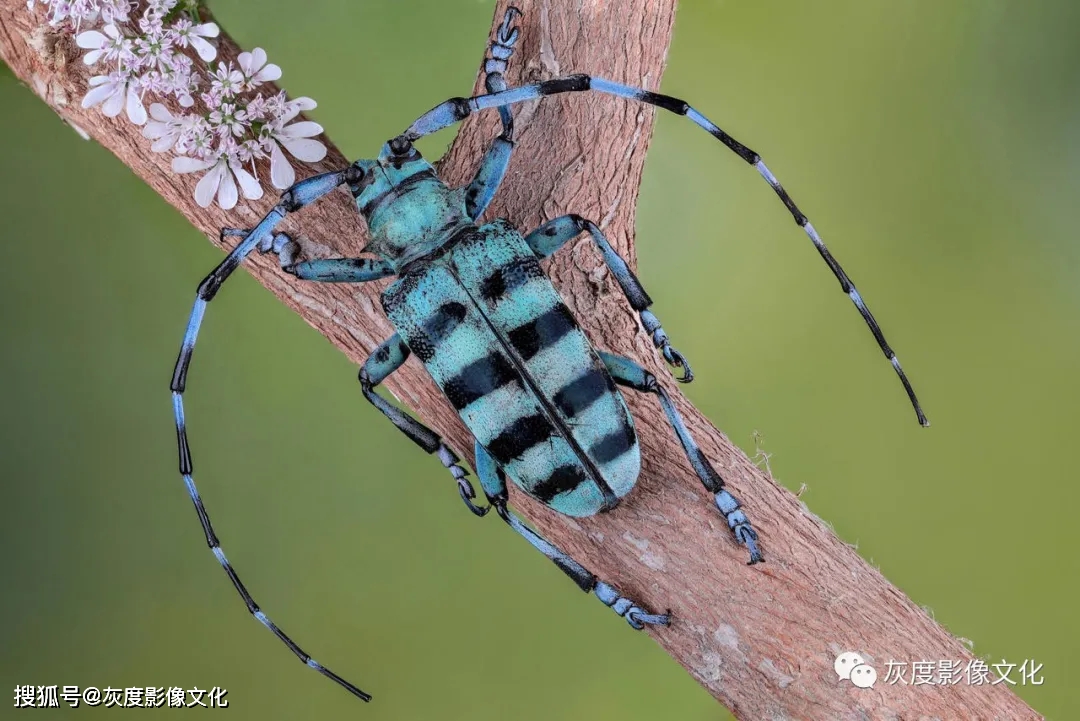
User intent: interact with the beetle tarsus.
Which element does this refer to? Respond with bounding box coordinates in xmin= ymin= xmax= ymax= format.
xmin=457 ymin=477 xmax=491 ymax=517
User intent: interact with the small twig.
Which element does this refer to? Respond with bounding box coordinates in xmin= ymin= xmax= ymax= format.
xmin=750 ymin=430 xmax=775 ymax=479
xmin=0 ymin=2 xmax=1043 ymax=719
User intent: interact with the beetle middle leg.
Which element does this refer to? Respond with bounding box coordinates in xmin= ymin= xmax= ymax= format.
xmin=359 ymin=334 xmax=489 ymax=516
xmin=598 ymin=351 xmax=764 ymax=564
xmin=220 ymin=227 xmax=397 ymax=282
xmin=473 ymin=441 xmax=670 ymax=630
xmin=523 ymin=215 xmax=692 ymax=382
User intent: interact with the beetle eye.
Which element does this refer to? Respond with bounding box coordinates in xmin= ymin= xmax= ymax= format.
xmin=347 ymin=164 xmax=373 ymax=196
xmin=389 ymin=136 xmax=412 ymax=156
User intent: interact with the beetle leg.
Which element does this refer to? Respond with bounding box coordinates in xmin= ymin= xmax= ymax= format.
xmin=474 ymin=441 xmax=669 ymax=629
xmin=462 ymin=8 xmax=521 ymax=221
xmin=287 ymin=255 xmax=395 ymax=283
xmin=523 ymin=215 xmax=692 ymax=382
xmin=221 ymin=228 xmax=397 ymax=283
xmin=599 ymin=352 xmax=764 ymax=564
xmin=359 ymin=335 xmax=489 ymax=516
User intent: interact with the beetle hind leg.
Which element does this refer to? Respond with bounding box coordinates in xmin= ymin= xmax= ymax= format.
xmin=598 ymin=352 xmax=764 ymax=564
xmin=474 ymin=442 xmax=669 ymax=630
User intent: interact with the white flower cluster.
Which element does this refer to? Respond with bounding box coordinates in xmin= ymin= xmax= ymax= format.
xmin=26 ymin=0 xmax=133 ymax=29
xmin=27 ymin=0 xmax=327 ymax=210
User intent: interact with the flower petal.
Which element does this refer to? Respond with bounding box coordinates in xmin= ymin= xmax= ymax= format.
xmin=236 ymin=50 xmax=253 ymax=74
xmin=102 ymin=86 xmax=125 ymax=117
xmin=83 ymin=49 xmax=104 ymax=65
xmin=81 ymin=82 xmax=115 ymax=108
xmin=126 ymin=87 xmax=147 ymax=125
xmin=280 ymin=97 xmax=316 ymax=123
xmin=150 ymin=134 xmax=178 ymax=153
xmin=172 ymin=156 xmax=216 ymax=173
xmin=269 ymin=142 xmax=294 ymax=189
xmin=217 ymin=167 xmax=238 ymax=210
xmin=189 ymin=35 xmax=216 ymax=62
xmin=149 ymin=103 xmax=173 ymax=122
xmin=75 ymin=30 xmax=106 ymax=49
xmin=279 ymin=121 xmax=322 ymax=139
xmin=280 ymin=137 xmax=327 ymax=163
xmin=194 ymin=162 xmax=224 ymax=208
xmin=255 ymin=63 xmax=282 ymax=83
xmin=231 ymin=162 xmax=264 ymax=200
xmin=193 ymin=23 xmax=220 ymax=38
xmin=238 ymin=47 xmax=267 ymax=76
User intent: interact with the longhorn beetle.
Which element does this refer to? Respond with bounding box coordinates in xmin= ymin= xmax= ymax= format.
xmin=170 ymin=7 xmax=928 ymax=702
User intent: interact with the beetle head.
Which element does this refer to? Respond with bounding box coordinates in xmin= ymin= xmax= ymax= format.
xmin=349 ymin=137 xmax=470 ymax=270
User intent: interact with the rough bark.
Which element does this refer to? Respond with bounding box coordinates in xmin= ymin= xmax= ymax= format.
xmin=0 ymin=2 xmax=1042 ymax=719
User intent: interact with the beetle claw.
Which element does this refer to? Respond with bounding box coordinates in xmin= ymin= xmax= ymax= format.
xmin=458 ymin=478 xmax=491 ymax=517
xmin=663 ymin=345 xmax=694 ymax=383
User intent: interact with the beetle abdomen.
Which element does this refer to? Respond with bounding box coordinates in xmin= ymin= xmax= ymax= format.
xmin=382 ymin=223 xmax=640 ymax=517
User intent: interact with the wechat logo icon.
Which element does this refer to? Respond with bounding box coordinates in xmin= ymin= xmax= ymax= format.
xmin=835 ymin=651 xmax=877 ymax=689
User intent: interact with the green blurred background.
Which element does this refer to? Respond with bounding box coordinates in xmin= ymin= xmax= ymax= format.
xmin=2 ymin=1 xmax=1077 ymax=718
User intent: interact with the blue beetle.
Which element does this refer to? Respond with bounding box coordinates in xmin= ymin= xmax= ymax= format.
xmin=170 ymin=8 xmax=926 ymax=702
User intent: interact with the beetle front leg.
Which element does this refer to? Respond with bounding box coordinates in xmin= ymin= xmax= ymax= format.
xmin=359 ymin=335 xmax=488 ymax=516
xmin=599 ymin=351 xmax=763 ymax=564
xmin=474 ymin=442 xmax=670 ymax=630
xmin=523 ymin=215 xmax=693 ymax=382
xmin=463 ymin=6 xmax=521 ymax=220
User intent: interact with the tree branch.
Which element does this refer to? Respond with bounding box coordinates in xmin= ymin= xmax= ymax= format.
xmin=0 ymin=2 xmax=1042 ymax=719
